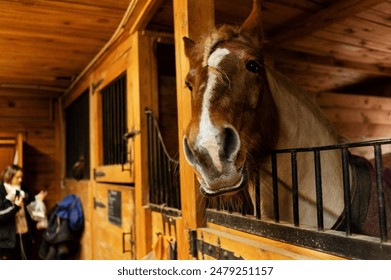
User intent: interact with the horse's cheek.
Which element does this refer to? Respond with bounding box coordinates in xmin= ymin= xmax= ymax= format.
xmin=248 ymin=89 xmax=259 ymax=109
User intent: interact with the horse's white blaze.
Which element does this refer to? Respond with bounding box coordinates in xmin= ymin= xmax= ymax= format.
xmin=196 ymin=48 xmax=230 ymax=173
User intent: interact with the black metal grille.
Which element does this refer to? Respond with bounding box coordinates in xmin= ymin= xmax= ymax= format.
xmin=65 ymin=89 xmax=90 ymax=180
xmin=146 ymin=110 xmax=181 ymax=210
xmin=206 ymin=139 xmax=391 ymax=259
xmin=101 ymin=74 xmax=127 ymax=165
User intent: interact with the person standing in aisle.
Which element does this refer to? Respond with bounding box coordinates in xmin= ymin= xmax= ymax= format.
xmin=0 ymin=165 xmax=47 ymax=259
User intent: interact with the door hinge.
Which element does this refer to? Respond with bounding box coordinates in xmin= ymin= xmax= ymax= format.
xmin=93 ymin=169 xmax=106 ymax=180
xmin=123 ymin=129 xmax=140 ymax=140
xmin=123 ymin=226 xmax=135 ymax=259
xmin=91 ymin=79 xmax=104 ymax=93
xmin=93 ymin=197 xmax=106 ymax=209
xmin=121 ymin=129 xmax=140 ymax=173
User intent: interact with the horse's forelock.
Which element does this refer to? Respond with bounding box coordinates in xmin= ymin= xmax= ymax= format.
xmin=202 ymin=25 xmax=241 ymax=67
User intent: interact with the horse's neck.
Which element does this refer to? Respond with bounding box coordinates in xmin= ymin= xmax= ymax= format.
xmin=265 ymin=67 xmax=339 ymax=149
xmin=261 ymin=67 xmax=344 ymax=228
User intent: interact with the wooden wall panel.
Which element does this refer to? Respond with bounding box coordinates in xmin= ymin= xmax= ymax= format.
xmin=0 ymin=96 xmax=52 ymax=120
xmin=316 ymin=92 xmax=391 ymax=158
xmin=0 ymin=143 xmax=15 ymax=173
xmin=0 ymin=88 xmax=61 ymax=210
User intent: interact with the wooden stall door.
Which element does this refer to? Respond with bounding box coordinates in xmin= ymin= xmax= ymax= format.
xmin=92 ymin=183 xmax=135 ymax=259
xmin=87 ymin=35 xmax=137 ymax=259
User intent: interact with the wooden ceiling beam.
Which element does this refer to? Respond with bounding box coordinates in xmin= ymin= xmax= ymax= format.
xmin=269 ymin=0 xmax=386 ymax=45
xmin=267 ymin=48 xmax=391 ymax=77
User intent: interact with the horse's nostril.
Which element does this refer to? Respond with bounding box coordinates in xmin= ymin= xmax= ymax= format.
xmin=183 ymin=137 xmax=196 ymax=166
xmin=223 ymin=127 xmax=240 ymax=161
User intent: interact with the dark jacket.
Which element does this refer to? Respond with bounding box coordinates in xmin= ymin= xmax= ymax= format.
xmin=0 ymin=182 xmax=33 ymax=249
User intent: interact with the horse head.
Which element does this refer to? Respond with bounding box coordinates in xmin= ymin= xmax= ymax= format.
xmin=182 ymin=0 xmax=279 ymax=197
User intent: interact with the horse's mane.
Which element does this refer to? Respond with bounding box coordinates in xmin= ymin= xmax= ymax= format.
xmin=265 ymin=66 xmax=342 ymax=148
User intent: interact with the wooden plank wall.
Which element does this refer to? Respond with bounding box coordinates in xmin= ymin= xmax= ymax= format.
xmin=316 ymin=92 xmax=391 ymax=158
xmin=0 ymin=88 xmax=62 ymax=209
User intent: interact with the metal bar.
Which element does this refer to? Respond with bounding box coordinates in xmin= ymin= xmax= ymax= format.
xmin=163 ymin=151 xmax=170 ymax=207
xmin=148 ymin=113 xmax=155 ymax=203
xmin=216 ymin=197 xmax=221 ymax=211
xmin=120 ymin=77 xmax=124 ymax=163
xmin=291 ymin=151 xmax=299 ymax=227
xmin=341 ymin=148 xmax=352 ymax=235
xmin=146 ymin=113 xmax=151 ymax=200
xmin=271 ymin=153 xmax=279 ymax=222
xmin=241 ymin=202 xmax=247 ymax=216
xmin=314 ymin=150 xmax=324 ymax=230
xmin=108 ymin=86 xmax=114 ymax=165
xmin=167 ymin=155 xmax=173 ymax=207
xmin=167 ymin=158 xmax=173 ymax=208
xmin=122 ymin=76 xmax=128 ymax=164
xmin=275 ymin=139 xmax=391 ymax=154
xmin=102 ymin=91 xmax=108 ymax=165
xmin=177 ymin=164 xmax=181 ymax=209
xmin=147 ymin=113 xmax=155 ymax=204
xmin=115 ymin=84 xmax=120 ymax=164
xmin=119 ymin=79 xmax=123 ymax=164
xmin=172 ymin=161 xmax=180 ymax=209
xmin=105 ymin=86 xmax=110 ymax=164
xmin=159 ymin=139 xmax=165 ymax=204
xmin=374 ymin=144 xmax=388 ymax=242
xmin=151 ymin=117 xmax=158 ymax=203
xmin=154 ymin=124 xmax=162 ymax=204
xmin=157 ymin=129 xmax=164 ymax=204
xmin=173 ymin=164 xmax=179 ymax=209
xmin=169 ymin=161 xmax=176 ymax=209
xmin=255 ymin=176 xmax=261 ymax=219
xmin=150 ymin=113 xmax=158 ymax=204
xmin=149 ymin=203 xmax=182 ymax=217
xmin=117 ymin=80 xmax=122 ymax=164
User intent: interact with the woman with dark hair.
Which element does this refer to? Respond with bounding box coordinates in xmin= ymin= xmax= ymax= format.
xmin=0 ymin=165 xmax=47 ymax=260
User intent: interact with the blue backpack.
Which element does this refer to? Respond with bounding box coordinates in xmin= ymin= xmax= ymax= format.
xmin=56 ymin=194 xmax=84 ymax=232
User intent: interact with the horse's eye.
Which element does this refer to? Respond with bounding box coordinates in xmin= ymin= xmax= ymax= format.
xmin=185 ymin=81 xmax=193 ymax=92
xmin=246 ymin=60 xmax=260 ymax=73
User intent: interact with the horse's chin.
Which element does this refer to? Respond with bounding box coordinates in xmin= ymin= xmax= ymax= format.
xmin=200 ymin=168 xmax=248 ymax=197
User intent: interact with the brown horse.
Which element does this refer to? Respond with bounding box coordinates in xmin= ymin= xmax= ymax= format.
xmin=181 ymin=0 xmax=390 ymax=233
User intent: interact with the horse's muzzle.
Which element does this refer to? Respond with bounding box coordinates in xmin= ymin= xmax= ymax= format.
xmin=199 ymin=166 xmax=248 ymax=197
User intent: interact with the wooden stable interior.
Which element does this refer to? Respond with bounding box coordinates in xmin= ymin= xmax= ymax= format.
xmin=1 ymin=0 xmax=391 ymax=259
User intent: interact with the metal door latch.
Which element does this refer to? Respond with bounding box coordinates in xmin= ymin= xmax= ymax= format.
xmin=93 ymin=197 xmax=106 ymax=209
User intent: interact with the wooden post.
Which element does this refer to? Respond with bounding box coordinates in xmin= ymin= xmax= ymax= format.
xmin=15 ymin=132 xmax=24 ymax=167
xmin=173 ymin=0 xmax=215 ymax=259
xmin=130 ymin=31 xmax=159 ymax=259
xmin=89 ymin=77 xmax=99 ymax=260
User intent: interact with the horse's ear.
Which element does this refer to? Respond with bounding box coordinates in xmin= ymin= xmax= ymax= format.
xmin=183 ymin=37 xmax=196 ymax=58
xmin=240 ymin=0 xmax=263 ymax=45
